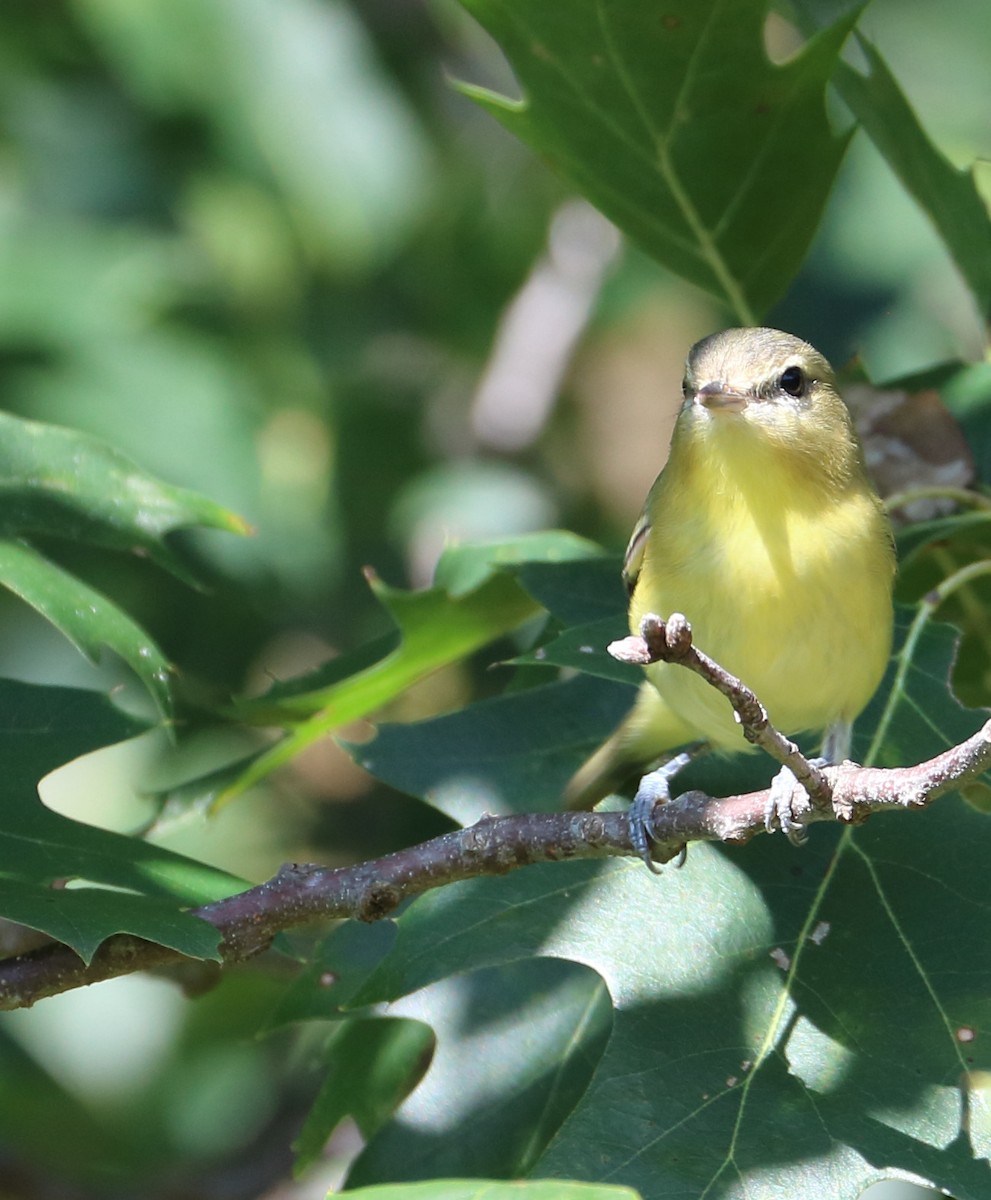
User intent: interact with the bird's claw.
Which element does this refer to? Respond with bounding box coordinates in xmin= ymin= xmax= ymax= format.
xmin=628 ymin=752 xmax=693 ymax=872
xmin=628 ymin=786 xmax=663 ymax=873
xmin=764 ymin=757 xmax=829 ymax=846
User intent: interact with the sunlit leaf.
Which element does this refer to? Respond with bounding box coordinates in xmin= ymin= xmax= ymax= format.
xmin=345 ymin=1182 xmax=639 ymax=1200
xmin=457 ymin=0 xmax=859 ymax=318
xmin=347 ymin=960 xmax=611 ymax=1186
xmin=238 ymin=534 xmax=600 ymax=724
xmin=221 ymin=535 xmax=601 ymax=805
xmin=835 ymin=39 xmax=991 ymax=318
xmin=337 ymin=615 xmax=991 ymax=1200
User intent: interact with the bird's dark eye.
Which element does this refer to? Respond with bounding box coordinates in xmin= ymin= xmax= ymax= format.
xmin=779 ymin=365 xmax=805 ymax=396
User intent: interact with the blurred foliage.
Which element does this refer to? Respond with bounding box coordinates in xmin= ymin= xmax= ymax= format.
xmin=0 ymin=0 xmax=988 ymax=1198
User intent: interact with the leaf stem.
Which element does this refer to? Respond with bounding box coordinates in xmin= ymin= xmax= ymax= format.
xmin=884 ymin=485 xmax=991 ymax=514
xmin=866 ymin=559 xmax=991 ymax=762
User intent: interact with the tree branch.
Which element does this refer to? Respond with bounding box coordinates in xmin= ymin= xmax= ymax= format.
xmin=2 ymin=614 xmax=988 ymax=1011
xmin=610 ymin=611 xmax=832 ymax=810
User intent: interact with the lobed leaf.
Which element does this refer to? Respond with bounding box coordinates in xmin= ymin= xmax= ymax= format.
xmin=353 ymin=674 xmax=635 ymax=822
xmin=294 ymin=1017 xmax=434 ymax=1177
xmin=347 ymin=960 xmax=612 ymax=1186
xmin=832 ymin=36 xmax=991 ymax=318
xmin=220 ymin=534 xmax=601 ymax=806
xmin=0 ymin=409 xmax=250 ymax=586
xmin=457 ymin=0 xmax=860 ymax=318
xmin=240 ymin=532 xmax=601 ymax=722
xmin=0 ymin=539 xmax=173 ymax=720
xmin=340 ymin=607 xmax=991 ymax=1198
xmin=0 ymin=409 xmax=250 ymax=716
xmin=0 ymin=679 xmax=241 ymax=963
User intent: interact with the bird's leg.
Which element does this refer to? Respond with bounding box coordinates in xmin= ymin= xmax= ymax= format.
xmin=764 ymin=718 xmax=851 ymax=844
xmin=628 ymin=743 xmax=707 ymax=873
xmin=821 ymin=719 xmax=852 ymax=764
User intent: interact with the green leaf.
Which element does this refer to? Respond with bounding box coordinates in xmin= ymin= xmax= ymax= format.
xmin=434 ymin=531 xmax=604 ymax=597
xmin=0 ymin=411 xmax=250 ymax=714
xmin=221 ymin=535 xmax=601 ymax=806
xmin=515 ymin=557 xmax=626 ymax=626
xmin=457 ymin=0 xmax=859 ymax=319
xmin=352 ymin=674 xmax=636 ymax=822
xmin=512 ymin=557 xmax=640 ymax=681
xmin=833 ymin=39 xmax=991 ymax=319
xmin=863 ymin=606 xmax=989 ymax=769
xmin=294 ymin=1017 xmax=434 ymax=1176
xmin=0 ymin=678 xmax=241 ymax=962
xmin=0 ymin=539 xmax=174 ymax=720
xmin=0 ymin=409 xmax=250 ymax=587
xmin=347 ymin=959 xmax=612 ymax=1186
xmin=263 ymin=919 xmax=399 ymax=1028
xmin=0 ymin=879 xmax=222 ymax=965
xmin=339 ymin=617 xmax=991 ymax=1199
xmin=344 ymin=1183 xmax=639 ymax=1200
xmin=518 ymin=615 xmax=639 ymax=685
xmin=240 ymin=533 xmax=602 ymax=722
xmin=894 ymin=510 xmax=991 ymax=566
xmin=239 ymin=571 xmax=538 ymax=726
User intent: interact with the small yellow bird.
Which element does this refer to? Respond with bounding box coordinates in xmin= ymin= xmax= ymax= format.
xmin=566 ymin=327 xmax=895 ymax=858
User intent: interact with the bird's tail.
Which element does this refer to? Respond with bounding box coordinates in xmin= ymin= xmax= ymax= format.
xmin=564 ymin=682 xmax=697 ymax=809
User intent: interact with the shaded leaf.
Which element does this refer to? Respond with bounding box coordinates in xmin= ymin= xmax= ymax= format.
xmin=0 ymin=409 xmax=250 ymax=587
xmin=294 ymin=1017 xmax=434 ymax=1176
xmin=834 ymin=39 xmax=991 ymax=318
xmin=516 ymin=615 xmax=638 ymax=685
xmin=347 ymin=959 xmax=612 ymax=1187
xmin=894 ymin=510 xmax=991 ymax=565
xmin=240 ymin=533 xmax=602 ymax=722
xmin=433 ymin=531 xmax=603 ymax=598
xmin=0 ymin=539 xmax=173 ymax=720
xmin=457 ymin=0 xmax=859 ymax=318
xmin=339 ymin=617 xmax=991 ymax=1199
xmin=0 ymin=679 xmax=241 ymax=962
xmin=515 ymin=557 xmax=626 ymax=626
xmin=238 ymin=570 xmax=539 ymax=726
xmin=862 ymin=607 xmax=989 ymax=769
xmin=353 ymin=674 xmax=635 ymax=822
xmin=264 ymin=919 xmax=399 ymax=1028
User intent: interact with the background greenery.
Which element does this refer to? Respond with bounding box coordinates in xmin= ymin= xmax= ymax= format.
xmin=0 ymin=0 xmax=989 ymax=1197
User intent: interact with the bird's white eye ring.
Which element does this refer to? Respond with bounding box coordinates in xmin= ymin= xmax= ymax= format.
xmin=779 ymin=365 xmax=805 ymax=397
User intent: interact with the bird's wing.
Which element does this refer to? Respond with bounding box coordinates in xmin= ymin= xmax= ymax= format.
xmin=622 ymin=504 xmax=650 ymax=597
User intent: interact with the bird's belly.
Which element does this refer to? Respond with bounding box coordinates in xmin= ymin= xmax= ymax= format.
xmin=633 ymin=503 xmax=892 ymax=750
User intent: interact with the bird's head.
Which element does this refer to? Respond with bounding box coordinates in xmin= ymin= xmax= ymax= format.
xmin=678 ymin=327 xmax=860 ymax=483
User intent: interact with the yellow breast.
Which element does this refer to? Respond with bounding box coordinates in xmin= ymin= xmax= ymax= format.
xmin=629 ymin=410 xmax=894 ymax=750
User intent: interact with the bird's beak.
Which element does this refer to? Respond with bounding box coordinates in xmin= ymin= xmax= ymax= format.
xmin=695 ymin=382 xmax=749 ymax=413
